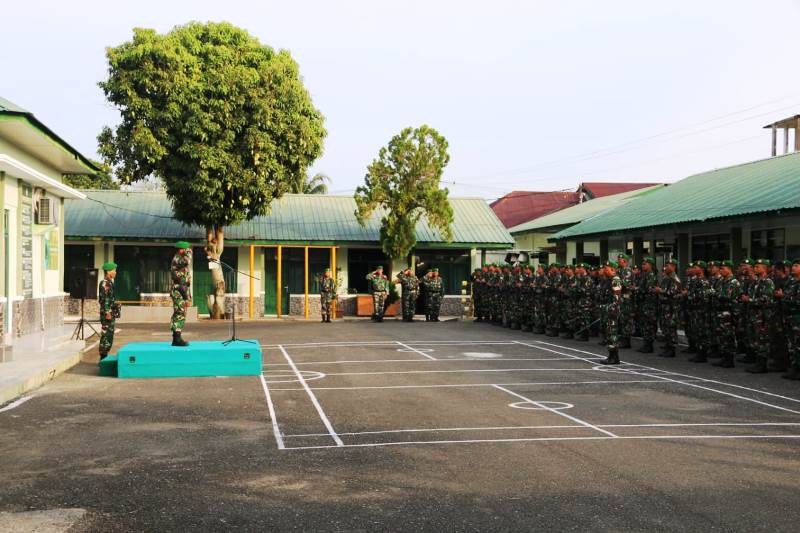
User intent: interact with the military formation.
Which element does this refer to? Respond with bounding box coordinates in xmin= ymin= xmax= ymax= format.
xmin=357 ymin=266 xmax=445 ymax=323
xmin=471 ymin=255 xmax=800 ymax=379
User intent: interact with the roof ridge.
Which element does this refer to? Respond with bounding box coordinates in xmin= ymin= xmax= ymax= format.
xmin=686 ymin=150 xmax=800 ymax=178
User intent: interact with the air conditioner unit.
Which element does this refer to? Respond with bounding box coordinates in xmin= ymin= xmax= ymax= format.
xmin=35 ymin=197 xmax=57 ymax=225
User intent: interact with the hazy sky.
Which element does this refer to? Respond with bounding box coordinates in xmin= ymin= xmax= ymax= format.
xmin=3 ymin=0 xmax=800 ymax=199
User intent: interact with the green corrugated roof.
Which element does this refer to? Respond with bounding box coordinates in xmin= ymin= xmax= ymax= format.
xmin=508 ymin=185 xmax=664 ymax=235
xmin=551 ymin=152 xmax=800 ymax=240
xmin=65 ymin=191 xmax=514 ymax=248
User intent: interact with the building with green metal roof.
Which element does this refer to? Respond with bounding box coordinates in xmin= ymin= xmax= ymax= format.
xmin=64 ymin=190 xmax=513 ymax=318
xmin=1 ymin=95 xmax=97 ymax=350
xmin=548 ymin=151 xmax=800 ymax=268
xmin=507 ymin=185 xmax=665 ymax=266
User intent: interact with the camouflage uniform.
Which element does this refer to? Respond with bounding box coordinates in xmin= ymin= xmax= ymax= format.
xmin=320 ymin=275 xmax=337 ymax=322
xmin=782 ymin=271 xmax=800 ymax=377
xmin=366 ymin=271 xmax=389 ymax=321
xmin=520 ymin=269 xmax=535 ymax=332
xmin=606 ymin=275 xmax=623 ymax=351
xmin=748 ymin=272 xmax=775 ymax=370
xmin=637 ymin=265 xmax=659 ymax=349
xmin=617 ymin=260 xmax=635 ymax=347
xmin=397 ymin=271 xmax=420 ymax=321
xmin=545 ymin=267 xmax=562 ymax=336
xmin=170 ymin=250 xmax=192 ymax=332
xmin=98 ymin=275 xmax=116 ymax=358
xmin=711 ymin=271 xmax=740 ymax=367
xmin=471 ymin=269 xmax=485 ymax=321
xmin=533 ymin=269 xmax=548 ymax=334
xmin=707 ymin=267 xmax=723 ymax=357
xmin=686 ymin=270 xmax=711 ymax=359
xmin=573 ymin=268 xmax=594 ymax=341
xmin=657 ymin=267 xmax=681 ymax=356
xmin=594 ymin=274 xmax=611 ymax=344
xmin=424 ymin=275 xmax=445 ymax=321
xmin=559 ymin=271 xmax=576 ymax=338
xmin=735 ymin=266 xmax=754 ymax=356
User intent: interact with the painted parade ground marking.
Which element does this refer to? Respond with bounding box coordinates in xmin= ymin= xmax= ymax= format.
xmin=508 ymin=401 xmax=574 ymax=411
xmin=462 ymin=352 xmax=503 ymax=359
xmin=262 ymin=369 xmax=326 ymax=384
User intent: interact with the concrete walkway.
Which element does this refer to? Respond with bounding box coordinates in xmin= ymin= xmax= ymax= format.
xmin=0 ymin=324 xmax=87 ymax=406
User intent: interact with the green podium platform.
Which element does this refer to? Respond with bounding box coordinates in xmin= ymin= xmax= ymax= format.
xmin=116 ymin=340 xmax=263 ymax=378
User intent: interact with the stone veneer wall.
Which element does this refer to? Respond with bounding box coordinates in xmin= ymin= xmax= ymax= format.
xmin=13 ymin=295 xmax=65 ymax=338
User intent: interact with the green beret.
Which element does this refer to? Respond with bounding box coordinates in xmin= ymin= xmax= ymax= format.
xmin=707 ymin=260 xmax=718 ymax=267
xmin=375 ymin=265 xmax=383 ymax=269
xmin=325 ymin=267 xmax=331 ymax=272
xmin=696 ymin=260 xmax=707 ymax=268
xmin=721 ymin=260 xmax=734 ymax=268
xmin=617 ymin=253 xmax=629 ymax=260
xmin=607 ymin=261 xmax=619 ymax=269
xmin=740 ymin=258 xmax=753 ymax=266
xmin=755 ymin=259 xmax=770 ymax=266
xmin=793 ymin=258 xmax=800 ymax=266
xmin=666 ymin=258 xmax=679 ymax=266
xmin=102 ymin=261 xmax=117 ymax=271
xmin=175 ymin=241 xmax=191 ymax=249
xmin=433 ymin=268 xmax=439 ymax=272
xmin=643 ymin=257 xmax=656 ymax=266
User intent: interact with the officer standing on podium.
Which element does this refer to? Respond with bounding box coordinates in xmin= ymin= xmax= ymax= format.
xmin=171 ymin=241 xmax=192 ymax=347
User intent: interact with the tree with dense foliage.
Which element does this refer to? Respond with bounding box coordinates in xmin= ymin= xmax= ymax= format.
xmin=291 ymin=172 xmax=329 ymax=194
xmin=98 ymin=22 xmax=326 ymax=318
xmin=354 ymin=125 xmax=453 ymax=279
xmin=63 ymin=159 xmax=120 ymax=190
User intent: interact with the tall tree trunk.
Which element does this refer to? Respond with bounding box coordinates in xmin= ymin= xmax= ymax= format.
xmin=206 ymin=225 xmax=226 ymax=319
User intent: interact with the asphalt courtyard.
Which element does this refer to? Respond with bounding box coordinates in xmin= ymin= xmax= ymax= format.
xmin=1 ymin=319 xmax=800 ymax=532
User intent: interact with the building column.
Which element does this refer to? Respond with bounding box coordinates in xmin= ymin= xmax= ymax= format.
xmin=633 ymin=237 xmax=644 ymax=266
xmin=678 ymin=233 xmax=689 ymax=266
xmin=249 ymin=245 xmax=255 ymax=319
xmin=730 ymin=227 xmax=743 ymax=263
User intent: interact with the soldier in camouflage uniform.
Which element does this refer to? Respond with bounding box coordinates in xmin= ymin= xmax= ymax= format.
xmin=545 ymin=263 xmax=562 ymax=337
xmin=656 ymin=258 xmax=681 ymax=358
xmin=745 ymin=259 xmax=775 ymax=373
xmin=572 ymin=263 xmax=594 ymax=341
xmin=425 ymin=268 xmax=445 ymax=322
xmin=595 ymin=266 xmax=611 ymax=345
xmin=367 ymin=266 xmax=389 ymax=322
xmin=770 ymin=261 xmax=790 ymax=372
xmin=600 ymin=261 xmax=622 ymax=365
xmin=559 ymin=265 xmax=576 ymax=339
xmin=170 ymin=241 xmax=192 ymax=347
xmin=533 ymin=264 xmax=548 ymax=334
xmin=637 ymin=257 xmax=659 ymax=353
xmin=631 ymin=263 xmax=643 ymax=338
xmin=98 ymin=262 xmax=118 ymax=360
xmin=780 ymin=259 xmax=800 ymax=380
xmin=508 ymin=265 xmax=524 ymax=330
xmin=616 ymin=254 xmax=634 ymax=349
xmin=520 ymin=265 xmax=535 ymax=332
xmin=735 ymin=259 xmax=755 ymax=360
xmin=706 ymin=261 xmax=723 ymax=359
xmin=687 ymin=261 xmax=711 ymax=363
xmin=320 ymin=268 xmax=337 ymax=323
xmin=395 ymin=267 xmax=419 ymax=322
xmin=710 ymin=260 xmax=741 ymax=368
xmin=471 ymin=267 xmax=485 ymax=321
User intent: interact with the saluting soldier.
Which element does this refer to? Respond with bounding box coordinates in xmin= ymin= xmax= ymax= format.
xmin=366 ymin=266 xmax=389 ymax=322
xmin=427 ymin=268 xmax=445 ymax=322
xmin=170 ymin=241 xmax=192 ymax=347
xmin=320 ymin=268 xmax=337 ymax=323
xmin=637 ymin=257 xmax=659 ymax=353
xmin=395 ymin=267 xmax=420 ymax=322
xmin=98 ymin=261 xmax=118 ymax=360
xmin=781 ymin=259 xmax=800 ymax=380
xmin=600 ymin=261 xmax=623 ymax=365
xmin=745 ymin=259 xmax=775 ymax=373
xmin=656 ymin=258 xmax=681 ymax=358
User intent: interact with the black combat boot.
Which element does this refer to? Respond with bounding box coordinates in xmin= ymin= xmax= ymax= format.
xmin=600 ymin=348 xmax=620 ymax=365
xmin=637 ymin=341 xmax=654 ymax=354
xmin=659 ymin=345 xmax=675 ymax=358
xmin=172 ymin=331 xmax=189 ymax=347
xmin=99 ymin=352 xmax=108 ymax=360
xmin=619 ymin=337 xmax=631 ymax=349
xmin=746 ymin=359 xmax=768 ymax=374
xmin=712 ymin=352 xmax=734 ymax=368
xmin=781 ymin=366 xmax=800 ymax=380
xmin=688 ymin=348 xmax=707 ymax=363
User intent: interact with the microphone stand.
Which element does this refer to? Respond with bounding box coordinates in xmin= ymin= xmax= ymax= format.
xmin=207 ymin=257 xmax=259 ymax=346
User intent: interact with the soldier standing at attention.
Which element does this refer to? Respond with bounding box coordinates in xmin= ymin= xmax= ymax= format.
xmin=428 ymin=268 xmax=445 ymax=322
xmin=573 ymin=263 xmax=594 ymax=341
xmin=170 ymin=242 xmax=192 ymax=347
xmin=687 ymin=261 xmax=711 ymax=363
xmin=637 ymin=257 xmax=659 ymax=353
xmin=600 ymin=261 xmax=622 ymax=365
xmin=616 ymin=254 xmax=634 ymax=349
xmin=631 ymin=263 xmax=643 ymax=338
xmin=771 ymin=261 xmax=790 ymax=372
xmin=98 ymin=262 xmax=118 ymax=360
xmin=706 ymin=261 xmax=723 ymax=359
xmin=395 ymin=267 xmax=420 ymax=322
xmin=545 ymin=263 xmax=562 ymax=337
xmin=656 ymin=258 xmax=681 ymax=358
xmin=366 ymin=266 xmax=389 ymax=322
xmin=533 ymin=264 xmax=548 ymax=334
xmin=710 ymin=260 xmax=741 ymax=368
xmin=559 ymin=264 xmax=576 ymax=339
xmin=470 ymin=267 xmax=484 ymax=322
xmin=595 ymin=265 xmax=611 ymax=345
xmin=520 ymin=265 xmax=535 ymax=332
xmin=780 ymin=259 xmax=800 ymax=380
xmin=735 ymin=259 xmax=755 ymax=360
xmin=320 ymin=268 xmax=337 ymax=323
xmin=745 ymin=259 xmax=775 ymax=373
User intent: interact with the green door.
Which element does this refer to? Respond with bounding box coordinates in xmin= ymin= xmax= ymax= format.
xmin=112 ymin=246 xmax=141 ymax=302
xmin=264 ymin=249 xmax=277 ymax=315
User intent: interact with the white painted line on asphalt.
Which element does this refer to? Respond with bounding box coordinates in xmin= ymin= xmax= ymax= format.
xmin=396 ymin=341 xmax=437 ymax=360
xmin=283 ymin=421 xmax=800 ymax=438
xmin=259 ymin=374 xmax=284 ymax=450
xmin=526 ymin=340 xmax=800 ymax=416
xmin=321 ymin=368 xmax=601 ymax=377
xmin=268 ymin=379 xmax=703 ymax=391
xmin=261 ymin=341 xmax=518 ymax=348
xmin=493 ymin=384 xmax=618 ymax=438
xmin=279 ymin=345 xmax=344 ymax=447
xmin=0 ymin=395 xmax=33 ymax=413
xmin=264 ymin=356 xmax=592 ymax=367
xmin=282 ymin=434 xmax=800 ymax=451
